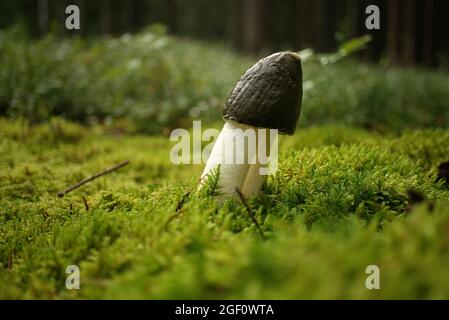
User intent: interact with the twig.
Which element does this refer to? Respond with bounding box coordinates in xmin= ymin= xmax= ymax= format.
xmin=82 ymin=196 xmax=89 ymax=211
xmin=164 ymin=191 xmax=191 ymax=231
xmin=57 ymin=160 xmax=130 ymax=197
xmin=175 ymin=191 xmax=191 ymax=212
xmin=235 ymin=188 xmax=266 ymax=240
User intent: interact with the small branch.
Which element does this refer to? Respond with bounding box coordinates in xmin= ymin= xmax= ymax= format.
xmin=82 ymin=196 xmax=89 ymax=211
xmin=164 ymin=191 xmax=191 ymax=231
xmin=175 ymin=191 xmax=191 ymax=212
xmin=57 ymin=160 xmax=130 ymax=197
xmin=235 ymin=188 xmax=266 ymax=240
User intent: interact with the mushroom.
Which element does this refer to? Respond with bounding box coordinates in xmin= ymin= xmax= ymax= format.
xmin=200 ymin=51 xmax=303 ymax=201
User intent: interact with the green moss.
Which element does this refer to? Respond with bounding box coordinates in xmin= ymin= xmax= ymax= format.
xmin=1 ymin=119 xmax=449 ymax=299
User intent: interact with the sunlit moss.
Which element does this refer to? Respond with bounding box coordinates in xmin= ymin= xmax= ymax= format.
xmin=1 ymin=119 xmax=449 ymax=299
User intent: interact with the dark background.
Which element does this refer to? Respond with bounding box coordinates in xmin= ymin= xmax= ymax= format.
xmin=1 ymin=0 xmax=448 ymax=67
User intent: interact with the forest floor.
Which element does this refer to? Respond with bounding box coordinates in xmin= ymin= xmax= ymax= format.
xmin=1 ymin=118 xmax=449 ymax=299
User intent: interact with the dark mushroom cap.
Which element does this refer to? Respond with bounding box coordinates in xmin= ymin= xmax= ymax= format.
xmin=223 ymin=52 xmax=302 ymax=135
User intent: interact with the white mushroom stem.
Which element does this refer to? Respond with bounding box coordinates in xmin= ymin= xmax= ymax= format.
xmin=242 ymin=128 xmax=277 ymax=197
xmin=200 ymin=120 xmax=277 ymax=202
xmin=200 ymin=120 xmax=252 ymax=201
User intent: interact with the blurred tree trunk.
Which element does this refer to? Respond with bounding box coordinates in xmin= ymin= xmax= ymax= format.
xmin=133 ymin=0 xmax=145 ymax=31
xmin=344 ymin=0 xmax=360 ymax=39
xmin=404 ymin=0 xmax=416 ymax=65
xmin=297 ymin=0 xmax=311 ymax=48
xmin=166 ymin=0 xmax=178 ymax=33
xmin=121 ymin=0 xmax=135 ymax=33
xmin=79 ymin=0 xmax=86 ymax=35
xmin=387 ymin=0 xmax=399 ymax=65
xmin=437 ymin=0 xmax=449 ymax=63
xmin=422 ymin=0 xmax=434 ymax=65
xmin=241 ymin=0 xmax=265 ymax=54
xmin=38 ymin=0 xmax=49 ymax=35
xmin=313 ymin=0 xmax=326 ymax=51
xmin=326 ymin=0 xmax=338 ymax=50
xmin=228 ymin=0 xmax=240 ymax=49
xmin=101 ymin=0 xmax=112 ymax=34
xmin=53 ymin=0 xmax=66 ymax=34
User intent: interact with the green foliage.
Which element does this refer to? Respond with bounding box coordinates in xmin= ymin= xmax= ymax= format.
xmin=338 ymin=35 xmax=373 ymax=57
xmin=198 ymin=165 xmax=221 ymax=198
xmin=300 ymin=60 xmax=449 ymax=132
xmin=387 ymin=129 xmax=449 ymax=170
xmin=270 ymin=144 xmax=431 ymax=228
xmin=1 ymin=119 xmax=449 ymax=299
xmin=0 ymin=25 xmax=251 ymax=134
xmin=302 ymin=34 xmax=373 ymax=65
xmin=1 ymin=27 xmax=448 ymax=134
